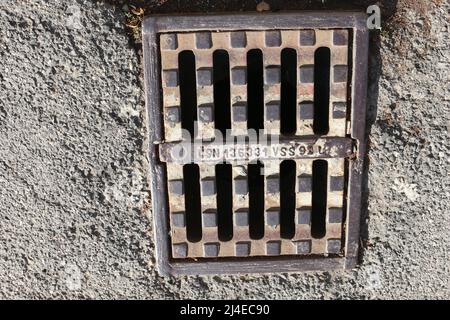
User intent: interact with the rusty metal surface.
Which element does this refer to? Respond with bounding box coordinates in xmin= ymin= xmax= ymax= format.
xmin=160 ymin=29 xmax=349 ymax=140
xmin=161 ymin=29 xmax=349 ymax=259
xmin=159 ymin=137 xmax=355 ymax=163
xmin=167 ymin=159 xmax=346 ymax=258
xmin=143 ymin=12 xmax=369 ymax=275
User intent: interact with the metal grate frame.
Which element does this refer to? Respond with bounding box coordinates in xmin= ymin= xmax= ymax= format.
xmin=143 ymin=12 xmax=369 ymax=275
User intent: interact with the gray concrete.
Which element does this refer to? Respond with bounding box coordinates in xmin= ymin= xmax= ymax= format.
xmin=0 ymin=0 xmax=448 ymax=299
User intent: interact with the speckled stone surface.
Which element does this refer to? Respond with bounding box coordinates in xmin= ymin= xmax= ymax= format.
xmin=0 ymin=0 xmax=448 ymax=299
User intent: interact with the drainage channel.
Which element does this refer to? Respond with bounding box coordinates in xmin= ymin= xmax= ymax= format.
xmin=144 ymin=12 xmax=369 ymax=275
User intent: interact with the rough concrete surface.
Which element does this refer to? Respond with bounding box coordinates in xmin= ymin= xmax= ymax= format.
xmin=0 ymin=0 xmax=448 ymax=299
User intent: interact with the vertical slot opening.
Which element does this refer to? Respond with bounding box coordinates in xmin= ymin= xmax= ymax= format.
xmin=281 ymin=48 xmax=297 ymax=135
xmin=346 ymin=31 xmax=354 ymax=123
xmin=247 ymin=49 xmax=264 ymax=132
xmin=248 ymin=161 xmax=264 ymax=239
xmin=280 ymin=160 xmax=296 ymax=239
xmin=341 ymin=158 xmax=349 ymax=240
xmin=313 ymin=47 xmax=330 ymax=135
xmin=183 ymin=164 xmax=202 ymax=242
xmin=311 ymin=160 xmax=327 ymax=239
xmin=213 ymin=50 xmax=231 ymax=135
xmin=178 ymin=50 xmax=197 ymax=137
xmin=216 ymin=164 xmax=233 ymax=241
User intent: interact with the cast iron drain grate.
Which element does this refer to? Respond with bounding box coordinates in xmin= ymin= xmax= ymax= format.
xmin=143 ymin=12 xmax=368 ymax=275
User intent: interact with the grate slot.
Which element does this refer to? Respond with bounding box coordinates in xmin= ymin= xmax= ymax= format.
xmin=248 ymin=162 xmax=265 ymax=240
xmin=246 ymin=49 xmax=264 ymax=132
xmin=216 ymin=164 xmax=233 ymax=241
xmin=281 ymin=48 xmax=297 ymax=135
xmin=313 ymin=47 xmax=331 ymax=135
xmin=280 ymin=160 xmax=296 ymax=239
xmin=213 ymin=50 xmax=231 ymax=135
xmin=178 ymin=50 xmax=197 ymax=137
xmin=311 ymin=159 xmax=328 ymax=239
xmin=183 ymin=164 xmax=202 ymax=242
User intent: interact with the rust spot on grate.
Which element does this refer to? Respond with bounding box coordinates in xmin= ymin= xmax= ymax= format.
xmin=143 ymin=12 xmax=369 ymax=275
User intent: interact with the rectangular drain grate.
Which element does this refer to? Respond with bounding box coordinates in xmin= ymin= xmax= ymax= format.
xmin=143 ymin=12 xmax=369 ymax=275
